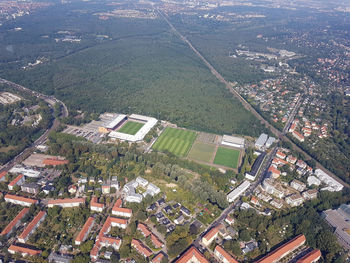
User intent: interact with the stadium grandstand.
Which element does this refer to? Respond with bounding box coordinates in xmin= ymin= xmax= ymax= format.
xmin=109 ymin=114 xmax=157 ymax=142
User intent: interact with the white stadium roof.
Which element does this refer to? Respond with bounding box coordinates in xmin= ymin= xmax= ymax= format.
xmin=109 ymin=115 xmax=157 ymax=142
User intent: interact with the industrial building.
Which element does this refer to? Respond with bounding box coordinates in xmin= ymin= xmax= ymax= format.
xmin=221 ymin=135 xmax=245 ymax=148
xmin=322 ymin=204 xmax=350 ymax=251
xmin=255 ymin=134 xmax=268 ymax=150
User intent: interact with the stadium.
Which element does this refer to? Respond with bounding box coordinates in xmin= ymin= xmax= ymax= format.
xmin=104 ymin=114 xmax=158 ymax=142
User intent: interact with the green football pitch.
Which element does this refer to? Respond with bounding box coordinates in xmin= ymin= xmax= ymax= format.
xmin=213 ymin=147 xmax=240 ymax=168
xmin=152 ymin=127 xmax=197 ymax=157
xmin=118 ymin=121 xmax=144 ymax=135
xmin=188 ymin=142 xmax=216 ymax=163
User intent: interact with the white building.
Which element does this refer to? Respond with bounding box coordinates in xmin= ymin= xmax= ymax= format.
xmin=9 ymin=165 xmax=41 ymax=178
xmin=4 ymin=194 xmax=38 ymax=207
xmin=136 ymin=176 xmax=148 ymax=187
xmin=265 ymin=137 xmax=276 ymax=148
xmin=255 ymin=134 xmax=268 ymax=150
xmin=143 ymin=183 xmax=160 ymax=197
xmin=227 ymin=181 xmax=251 ymax=203
xmin=286 ymin=194 xmax=304 ymax=207
xmin=48 ymin=198 xmax=85 ymax=208
xmin=221 ymin=135 xmax=245 ymax=148
xmin=290 ymin=179 xmax=306 ymax=192
xmin=109 ymin=114 xmax=157 ymax=142
xmin=314 ymin=169 xmax=343 ymax=192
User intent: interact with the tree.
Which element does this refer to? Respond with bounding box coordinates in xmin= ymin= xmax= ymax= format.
xmin=110 ymin=252 xmax=120 ymax=262
xmin=80 ymin=240 xmax=94 ymax=253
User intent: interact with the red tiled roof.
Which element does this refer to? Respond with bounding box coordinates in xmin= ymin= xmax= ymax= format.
xmin=43 ymin=158 xmax=69 ymax=166
xmin=276 ymin=151 xmax=286 ymax=159
xmin=8 ymin=244 xmax=41 ymax=256
xmin=113 ymin=207 xmax=132 ymax=214
xmin=18 ymin=211 xmax=46 ymax=240
xmin=90 ymin=240 xmax=101 ymax=258
xmin=109 ymin=216 xmax=128 ymax=225
xmin=1 ymin=208 xmax=29 ymax=235
xmin=255 ymin=234 xmax=306 ymax=263
xmin=152 ymin=252 xmax=165 ymax=263
xmin=297 ymin=249 xmax=321 ymax=263
xmin=0 ymin=171 xmax=7 ymax=180
xmin=48 ymin=198 xmax=85 ymax=205
xmin=9 ymin=174 xmax=24 ymax=187
xmin=113 ymin=198 xmax=122 ymax=208
xmin=203 ymin=225 xmax=220 ymax=242
xmin=268 ymin=166 xmax=281 ymax=175
xmin=75 ymin=217 xmax=94 ymax=243
xmin=4 ymin=194 xmax=37 ymax=205
xmin=138 ymin=223 xmax=151 ymax=237
xmin=215 ymin=245 xmax=239 ymax=263
xmin=150 ymin=233 xmax=163 ymax=248
xmin=100 ymin=236 xmax=121 ymax=246
xmin=131 ymin=239 xmax=153 ymax=257
xmin=91 ymin=197 xmax=104 ymax=208
xmin=175 ymin=246 xmax=209 ymax=263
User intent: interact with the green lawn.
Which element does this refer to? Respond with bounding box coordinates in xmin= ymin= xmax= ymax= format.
xmin=188 ymin=142 xmax=216 ymax=163
xmin=213 ymin=147 xmax=240 ymax=168
xmin=152 ymin=127 xmax=197 ymax=157
xmin=118 ymin=121 xmax=144 ymax=135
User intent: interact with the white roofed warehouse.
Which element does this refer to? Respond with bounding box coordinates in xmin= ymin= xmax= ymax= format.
xmin=221 ymin=135 xmax=245 ymax=148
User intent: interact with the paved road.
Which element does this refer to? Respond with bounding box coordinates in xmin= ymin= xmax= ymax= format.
xmin=157 ymin=10 xmax=349 ymax=189
xmin=0 ymin=78 xmax=68 ymax=173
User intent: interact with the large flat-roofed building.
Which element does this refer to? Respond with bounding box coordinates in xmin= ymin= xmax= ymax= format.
xmin=314 ymin=169 xmax=343 ymax=192
xmin=227 ymin=181 xmax=251 ymax=203
xmin=322 ymin=204 xmax=350 ymax=250
xmin=221 ymin=135 xmax=245 ymax=148
xmin=255 ymin=234 xmax=306 ymax=263
xmin=109 ymin=114 xmax=157 ymax=142
xmin=98 ymin=114 xmax=127 ymax=133
xmin=9 ymin=165 xmax=41 ymax=178
xmin=245 ymin=152 xmax=266 ymax=181
xmin=255 ymin=134 xmax=268 ymax=150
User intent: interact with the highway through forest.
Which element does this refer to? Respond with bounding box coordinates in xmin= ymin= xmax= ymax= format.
xmin=157 ymin=9 xmax=349 ymax=189
xmin=0 ymin=78 xmax=69 ymax=173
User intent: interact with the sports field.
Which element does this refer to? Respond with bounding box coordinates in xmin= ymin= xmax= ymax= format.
xmin=118 ymin=121 xmax=144 ymax=135
xmin=188 ymin=142 xmax=216 ymax=163
xmin=152 ymin=127 xmax=197 ymax=157
xmin=213 ymin=147 xmax=240 ymax=168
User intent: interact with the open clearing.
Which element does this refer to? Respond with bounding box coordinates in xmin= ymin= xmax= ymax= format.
xmin=152 ymin=127 xmax=197 ymax=157
xmin=213 ymin=147 xmax=240 ymax=168
xmin=118 ymin=121 xmax=144 ymax=135
xmin=188 ymin=142 xmax=216 ymax=163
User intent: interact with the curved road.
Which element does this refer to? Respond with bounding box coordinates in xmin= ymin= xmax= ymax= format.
xmin=157 ymin=10 xmax=349 ymax=188
xmin=0 ymin=78 xmax=68 ymax=173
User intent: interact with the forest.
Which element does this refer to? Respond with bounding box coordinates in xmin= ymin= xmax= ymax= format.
xmin=0 ymin=85 xmax=53 ymax=164
xmin=0 ymin=1 xmax=265 ymax=137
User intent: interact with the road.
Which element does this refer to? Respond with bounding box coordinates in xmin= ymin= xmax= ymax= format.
xmin=157 ymin=10 xmax=349 ymax=189
xmin=0 ymin=78 xmax=69 ymax=173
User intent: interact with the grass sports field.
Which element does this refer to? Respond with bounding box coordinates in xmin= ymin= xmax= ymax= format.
xmin=118 ymin=121 xmax=144 ymax=135
xmin=213 ymin=147 xmax=240 ymax=168
xmin=188 ymin=142 xmax=216 ymax=163
xmin=152 ymin=127 xmax=197 ymax=157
